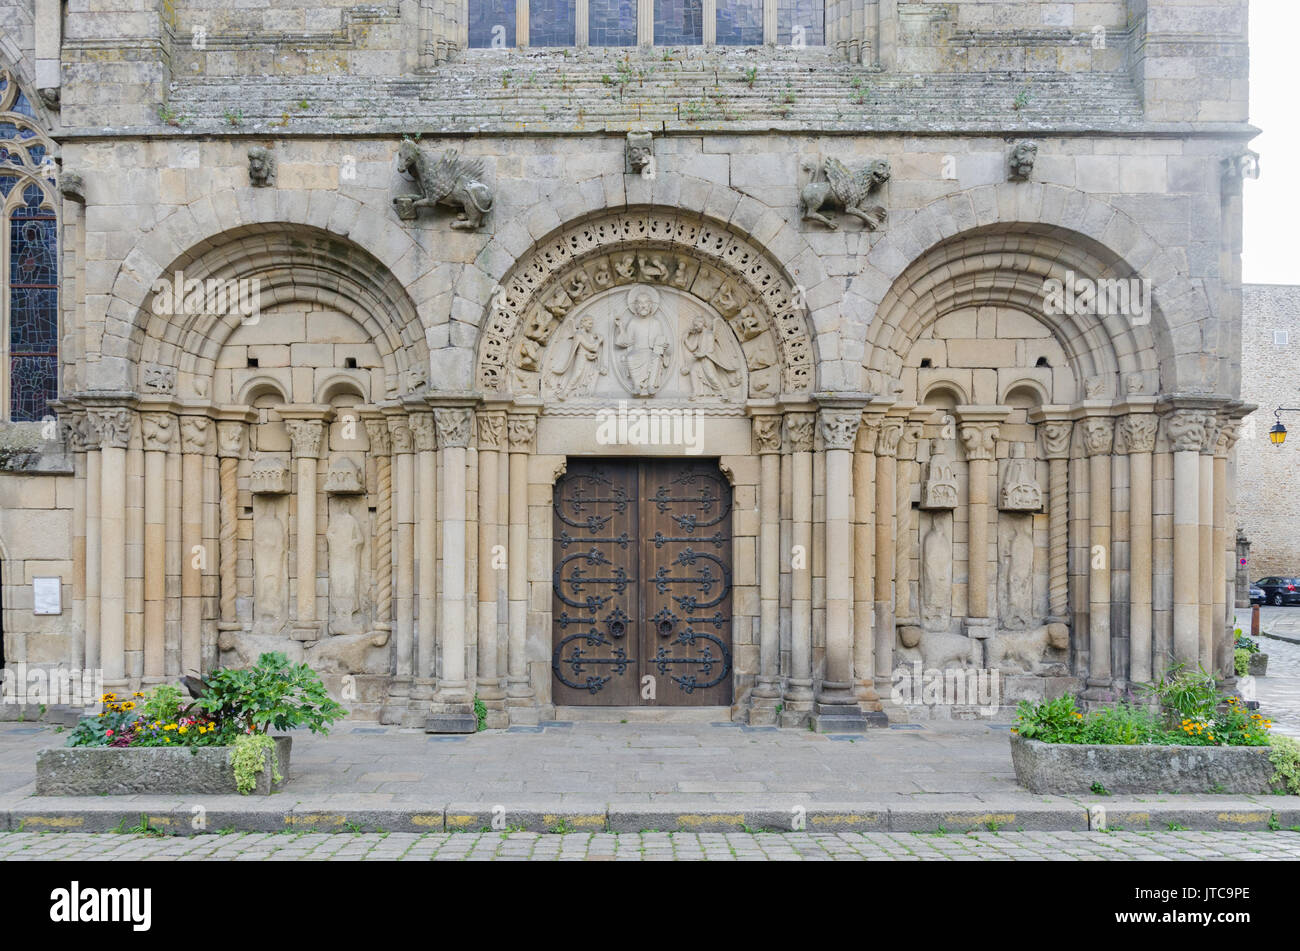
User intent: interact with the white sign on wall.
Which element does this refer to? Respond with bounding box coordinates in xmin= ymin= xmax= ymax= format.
xmin=33 ymin=577 xmax=62 ymax=615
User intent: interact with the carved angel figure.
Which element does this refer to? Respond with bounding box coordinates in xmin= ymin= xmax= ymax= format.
xmin=799 ymin=157 xmax=891 ymax=230
xmin=682 ymin=314 xmax=742 ymax=401
xmin=393 ymin=141 xmax=493 ymax=230
xmin=549 ymin=313 xmax=606 ymax=400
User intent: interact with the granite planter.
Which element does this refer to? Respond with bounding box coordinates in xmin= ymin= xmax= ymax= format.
xmin=35 ymin=736 xmax=292 ymax=796
xmin=1249 ymin=653 xmax=1269 ymax=677
xmin=1010 ymin=734 xmax=1279 ymax=795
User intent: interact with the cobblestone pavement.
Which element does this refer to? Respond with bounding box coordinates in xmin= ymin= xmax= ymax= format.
xmin=1249 ymin=607 xmax=1300 ymax=738
xmin=1 ymin=829 xmax=1298 ymax=861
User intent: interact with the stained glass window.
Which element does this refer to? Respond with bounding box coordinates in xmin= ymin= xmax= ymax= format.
xmin=778 ymin=0 xmax=824 ymax=46
xmin=469 ymin=0 xmax=517 ymax=48
xmin=655 ymin=0 xmax=703 ymax=45
xmin=1 ymin=71 xmax=58 ymax=422
xmin=589 ymin=0 xmax=637 ymax=46
xmin=717 ymin=0 xmax=763 ymax=45
xmin=531 ymin=0 xmax=577 ymax=46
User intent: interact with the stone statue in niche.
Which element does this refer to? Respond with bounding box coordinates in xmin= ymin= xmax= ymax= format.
xmin=1001 ymin=515 xmax=1035 ymax=629
xmin=682 ymin=314 xmax=743 ymax=401
xmin=799 ymin=157 xmax=891 ymax=230
xmin=921 ymin=451 xmax=959 ymax=509
xmin=392 ymin=141 xmax=493 ymax=230
xmin=327 ymin=506 xmax=366 ymax=632
xmin=252 ymin=503 xmax=287 ymax=628
xmin=920 ymin=514 xmax=953 ymax=630
xmin=999 ymin=450 xmax=1042 ymax=511
xmin=614 ymin=286 xmax=672 ymax=396
xmin=548 ymin=313 xmax=606 ymax=400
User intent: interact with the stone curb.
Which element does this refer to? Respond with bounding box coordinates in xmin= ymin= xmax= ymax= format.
xmin=3 ymin=797 xmax=1297 ymax=835
xmin=1260 ymin=631 xmax=1300 ymax=646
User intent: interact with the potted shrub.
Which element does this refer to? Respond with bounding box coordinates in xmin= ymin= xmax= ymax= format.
xmin=1009 ymin=665 xmax=1290 ymax=795
xmin=38 ymin=652 xmax=346 ymax=796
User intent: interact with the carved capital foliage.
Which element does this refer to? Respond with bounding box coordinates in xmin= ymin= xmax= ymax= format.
xmin=283 ymin=419 xmax=324 ymax=458
xmin=507 ymin=414 xmax=537 ymax=452
xmin=1037 ymin=420 xmax=1073 ymax=460
xmin=1118 ymin=414 xmax=1158 ymax=455
xmin=876 ymin=419 xmax=905 ymax=458
xmin=409 ymin=414 xmax=437 ymax=452
xmin=92 ymin=408 xmax=133 ymax=450
xmin=179 ymin=416 xmax=212 ymax=454
xmin=1080 ymin=418 xmax=1114 ymax=457
xmin=363 ymin=418 xmax=391 ymax=455
xmin=477 ymin=411 xmax=507 ymax=450
xmin=386 ymin=417 xmax=413 ymax=454
xmin=140 ymin=413 xmax=176 ymax=452
xmin=434 ymin=408 xmax=473 ymax=448
xmin=216 ymin=421 xmax=247 ymax=458
xmin=818 ymin=410 xmax=860 ymax=451
xmin=752 ymin=415 xmax=782 ymax=454
xmin=783 ymin=412 xmax=815 ymax=453
xmin=958 ymin=422 xmax=999 ymax=461
xmin=1164 ymin=410 xmax=1210 ymax=454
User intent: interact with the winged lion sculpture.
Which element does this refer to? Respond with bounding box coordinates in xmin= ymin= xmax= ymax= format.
xmin=799 ymin=157 xmax=891 ymax=230
xmin=393 ymin=141 xmax=494 ymax=230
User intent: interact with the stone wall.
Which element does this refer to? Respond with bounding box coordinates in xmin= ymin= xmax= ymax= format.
xmin=1238 ymin=284 xmax=1300 ymax=579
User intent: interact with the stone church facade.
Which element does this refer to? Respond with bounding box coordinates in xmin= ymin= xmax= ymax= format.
xmin=0 ymin=0 xmax=1256 ymax=730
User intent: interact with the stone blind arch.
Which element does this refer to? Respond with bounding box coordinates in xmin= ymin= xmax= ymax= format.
xmin=469 ymin=207 xmax=819 ymax=400
xmin=848 ymin=185 xmax=1193 ymax=396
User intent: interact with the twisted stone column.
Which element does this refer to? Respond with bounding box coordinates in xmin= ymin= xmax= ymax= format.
xmin=958 ymin=414 xmax=1001 ymax=640
xmin=853 ymin=414 xmax=881 ymax=707
xmin=1081 ymin=416 xmax=1115 ymax=692
xmin=476 ymin=409 xmax=508 ymax=728
xmin=382 ymin=413 xmax=415 ymax=722
xmin=282 ymin=415 xmax=325 ymax=643
xmin=93 ymin=408 xmax=133 ymax=687
xmin=363 ymin=416 xmax=394 ymax=636
xmin=215 ymin=421 xmax=247 ymax=634
xmin=427 ymin=405 xmax=477 ymax=733
xmin=178 ymin=415 xmax=211 ymax=674
xmin=506 ymin=411 xmax=538 ymax=718
xmin=748 ymin=411 xmax=783 ymax=725
xmin=1165 ymin=409 xmax=1209 ymax=669
xmin=781 ymin=411 xmax=815 ymax=726
xmin=1036 ymin=418 xmax=1074 ymax=620
xmin=1120 ymin=414 xmax=1158 ymax=685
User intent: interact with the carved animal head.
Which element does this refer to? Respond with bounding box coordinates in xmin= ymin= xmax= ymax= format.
xmin=866 ymin=159 xmax=892 ymax=187
xmin=396 ymin=140 xmax=420 ymax=175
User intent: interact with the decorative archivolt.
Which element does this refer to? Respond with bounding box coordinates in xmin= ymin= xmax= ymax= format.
xmin=475 ymin=211 xmax=814 ymax=399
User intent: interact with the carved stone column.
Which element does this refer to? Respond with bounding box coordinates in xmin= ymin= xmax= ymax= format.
xmin=1165 ymin=409 xmax=1208 ymax=668
xmin=93 ymin=407 xmax=133 ymax=687
xmin=140 ymin=412 xmax=174 ymax=683
xmin=61 ymin=413 xmax=92 ymax=673
xmin=1198 ymin=416 xmax=1220 ymax=672
xmin=1120 ymin=413 xmax=1158 ymax=684
xmin=362 ymin=413 xmax=394 ymax=640
xmin=894 ymin=413 xmax=925 ymax=627
xmin=126 ymin=417 xmax=144 ymax=683
xmin=427 ymin=405 xmax=477 ymax=733
xmin=506 ymin=410 xmax=539 ymax=719
xmin=178 ymin=415 xmax=211 ymax=674
xmin=408 ymin=412 xmax=438 ymax=721
xmin=781 ymin=411 xmax=815 ymax=727
xmin=811 ymin=404 xmax=871 ymax=733
xmin=1080 ymin=416 xmax=1115 ymax=692
xmin=1213 ymin=423 xmax=1235 ymax=683
xmin=215 ymin=419 xmax=248 ymax=636
xmin=1033 ymin=415 xmax=1073 ymax=620
xmin=748 ymin=410 xmax=783 ymax=725
xmin=957 ymin=412 xmax=1003 ymax=641
xmin=83 ymin=413 xmax=103 ymax=672
xmin=1235 ymin=527 xmax=1251 ymax=610
xmin=282 ymin=414 xmax=326 ymax=643
xmin=382 ymin=412 xmax=414 ymax=721
xmin=853 ymin=413 xmax=881 ymax=708
xmin=476 ymin=409 xmax=508 ymax=728
xmin=873 ymin=417 xmax=904 ymax=695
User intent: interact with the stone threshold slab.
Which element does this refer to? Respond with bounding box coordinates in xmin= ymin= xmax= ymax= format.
xmin=3 ymin=795 xmax=1296 ymax=835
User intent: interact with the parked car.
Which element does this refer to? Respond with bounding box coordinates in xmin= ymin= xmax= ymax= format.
xmin=1254 ymin=577 xmax=1300 ymax=606
xmin=1250 ymin=583 xmax=1266 ymax=605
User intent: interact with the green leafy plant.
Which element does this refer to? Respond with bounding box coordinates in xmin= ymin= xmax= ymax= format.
xmin=1235 ymin=648 xmax=1251 ymax=677
xmin=1269 ymin=735 xmax=1300 ymax=795
xmin=741 ymin=66 xmax=758 ymax=87
xmin=1142 ymin=663 xmax=1220 ymax=726
xmin=474 ymin=694 xmax=488 ymax=731
xmin=157 ymin=104 xmax=188 ymax=127
xmin=222 ymin=108 xmax=243 ymax=127
xmin=1012 ymin=89 xmax=1031 ymax=110
xmin=230 ymin=733 xmax=282 ymax=796
xmin=1090 ymin=781 xmax=1111 ymax=796
xmin=1235 ymin=633 xmax=1260 ymax=653
xmin=141 ymin=684 xmax=183 ymax=723
xmin=190 ymin=651 xmax=347 ymax=735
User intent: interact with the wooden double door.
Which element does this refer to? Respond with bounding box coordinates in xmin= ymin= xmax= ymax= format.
xmin=551 ymin=458 xmax=733 ymax=706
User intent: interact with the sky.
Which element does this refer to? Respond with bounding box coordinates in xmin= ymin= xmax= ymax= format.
xmin=1243 ymin=0 xmax=1298 ymax=283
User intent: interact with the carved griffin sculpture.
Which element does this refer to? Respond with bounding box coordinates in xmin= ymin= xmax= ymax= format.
xmin=393 ymin=141 xmax=494 ymax=230
xmin=799 ymin=157 xmax=891 ymax=230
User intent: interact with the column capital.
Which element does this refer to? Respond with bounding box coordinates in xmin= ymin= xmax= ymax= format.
xmin=140 ymin=412 xmax=176 ymax=452
xmin=385 ymin=415 xmax=414 ymax=454
xmin=818 ymin=407 xmax=861 ymax=451
xmin=1080 ymin=416 xmax=1115 ymax=457
xmin=506 ymin=412 xmax=538 ymax=453
xmin=1035 ymin=418 xmax=1074 ymax=460
xmin=283 ymin=418 xmax=326 ymax=459
xmin=957 ymin=420 xmax=1000 ymax=461
xmin=434 ymin=407 xmax=474 ymax=448
xmin=476 ymin=409 xmax=507 ymax=450
xmin=215 ymin=420 xmax=248 ymax=459
xmin=91 ymin=407 xmax=134 ymax=450
xmin=876 ymin=418 xmax=905 ymax=458
xmin=856 ymin=414 xmax=882 ymax=453
xmin=751 ymin=413 xmax=783 ymax=455
xmin=1116 ymin=413 xmax=1158 ymax=455
xmin=407 ymin=412 xmax=436 ymax=452
xmin=178 ymin=414 xmax=213 ymax=454
xmin=1162 ymin=408 xmax=1213 ymax=454
xmin=1199 ymin=413 xmax=1224 ymax=456
xmin=361 ymin=411 xmax=392 ymax=455
xmin=783 ymin=412 xmax=815 ymax=453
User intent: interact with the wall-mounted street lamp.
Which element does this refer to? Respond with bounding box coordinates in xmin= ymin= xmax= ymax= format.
xmin=1270 ymin=407 xmax=1300 ymax=446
